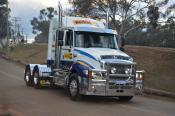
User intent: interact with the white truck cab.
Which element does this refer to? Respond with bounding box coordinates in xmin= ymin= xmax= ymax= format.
xmin=24 ymin=4 xmax=144 ymax=101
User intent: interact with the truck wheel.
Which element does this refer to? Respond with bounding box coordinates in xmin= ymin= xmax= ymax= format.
xmin=118 ymin=96 xmax=133 ymax=101
xmin=68 ymin=74 xmax=81 ymax=101
xmin=24 ymin=67 xmax=33 ymax=86
xmin=33 ymin=70 xmax=42 ymax=89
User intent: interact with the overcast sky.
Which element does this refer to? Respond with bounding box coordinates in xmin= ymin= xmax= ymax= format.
xmin=9 ymin=0 xmax=69 ymax=39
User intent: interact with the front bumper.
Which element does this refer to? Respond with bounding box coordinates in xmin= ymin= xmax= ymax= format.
xmin=82 ymin=79 xmax=135 ymax=96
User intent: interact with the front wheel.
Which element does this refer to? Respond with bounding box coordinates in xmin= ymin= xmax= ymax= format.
xmin=68 ymin=74 xmax=81 ymax=101
xmin=118 ymin=96 xmax=133 ymax=101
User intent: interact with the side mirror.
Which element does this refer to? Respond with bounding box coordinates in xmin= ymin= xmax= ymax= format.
xmin=58 ymin=40 xmax=63 ymax=46
xmin=56 ymin=30 xmax=64 ymax=46
xmin=56 ymin=30 xmax=63 ymax=40
xmin=120 ymin=47 xmax=125 ymax=52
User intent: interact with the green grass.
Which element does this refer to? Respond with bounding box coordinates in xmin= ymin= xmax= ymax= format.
xmin=1 ymin=44 xmax=175 ymax=93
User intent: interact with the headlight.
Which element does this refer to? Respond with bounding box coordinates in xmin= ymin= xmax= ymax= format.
xmin=92 ymin=71 xmax=103 ymax=80
xmin=91 ymin=71 xmax=107 ymax=80
xmin=83 ymin=70 xmax=107 ymax=80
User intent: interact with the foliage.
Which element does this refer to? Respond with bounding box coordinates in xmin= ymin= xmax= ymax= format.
xmin=147 ymin=5 xmax=159 ymax=29
xmin=71 ymin=0 xmax=153 ymax=35
xmin=70 ymin=0 xmax=175 ymax=48
xmin=31 ymin=18 xmax=49 ymax=35
xmin=157 ymin=0 xmax=175 ymax=22
xmin=0 ymin=0 xmax=10 ymax=39
xmin=31 ymin=7 xmax=57 ymax=43
xmin=126 ymin=24 xmax=175 ymax=48
xmin=0 ymin=0 xmax=7 ymax=5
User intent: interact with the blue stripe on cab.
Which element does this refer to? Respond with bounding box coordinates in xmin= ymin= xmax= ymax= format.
xmin=74 ymin=49 xmax=97 ymax=61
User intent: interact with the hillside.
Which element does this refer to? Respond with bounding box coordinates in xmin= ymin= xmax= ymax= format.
xmin=0 ymin=44 xmax=175 ymax=93
xmin=125 ymin=46 xmax=175 ymax=93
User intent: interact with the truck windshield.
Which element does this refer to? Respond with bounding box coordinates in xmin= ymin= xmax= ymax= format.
xmin=75 ymin=32 xmax=118 ymax=49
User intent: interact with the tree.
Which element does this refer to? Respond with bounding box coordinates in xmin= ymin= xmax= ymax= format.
xmin=0 ymin=0 xmax=10 ymax=40
xmin=165 ymin=2 xmax=175 ymax=27
xmin=156 ymin=0 xmax=175 ymax=23
xmin=0 ymin=0 xmax=7 ymax=5
xmin=31 ymin=7 xmax=57 ymax=43
xmin=147 ymin=5 xmax=159 ymax=29
xmin=71 ymin=0 xmax=153 ymax=35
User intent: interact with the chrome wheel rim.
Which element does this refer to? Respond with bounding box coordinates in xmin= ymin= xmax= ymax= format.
xmin=69 ymin=80 xmax=78 ymax=96
xmin=26 ymin=75 xmax=29 ymax=82
xmin=25 ymin=71 xmax=30 ymax=82
xmin=33 ymin=73 xmax=38 ymax=85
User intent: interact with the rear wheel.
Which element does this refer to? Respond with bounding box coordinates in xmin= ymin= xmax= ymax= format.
xmin=118 ymin=96 xmax=133 ymax=101
xmin=68 ymin=74 xmax=81 ymax=101
xmin=24 ymin=67 xmax=33 ymax=86
xmin=33 ymin=70 xmax=42 ymax=89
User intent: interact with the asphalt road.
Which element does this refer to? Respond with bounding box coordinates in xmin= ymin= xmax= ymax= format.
xmin=0 ymin=57 xmax=175 ymax=116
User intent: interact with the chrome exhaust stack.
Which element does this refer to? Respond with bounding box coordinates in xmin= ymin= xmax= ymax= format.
xmin=58 ymin=2 xmax=63 ymax=28
xmin=55 ymin=1 xmax=63 ymax=69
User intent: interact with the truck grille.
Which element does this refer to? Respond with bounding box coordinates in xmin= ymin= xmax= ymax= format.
xmin=106 ymin=63 xmax=136 ymax=89
xmin=108 ymin=64 xmax=135 ymax=75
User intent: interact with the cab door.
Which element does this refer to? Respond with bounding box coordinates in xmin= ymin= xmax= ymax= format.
xmin=61 ymin=30 xmax=74 ymax=69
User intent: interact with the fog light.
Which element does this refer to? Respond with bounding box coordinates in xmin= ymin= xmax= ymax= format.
xmin=91 ymin=85 xmax=96 ymax=92
xmin=92 ymin=85 xmax=95 ymax=89
xmin=125 ymin=68 xmax=132 ymax=74
xmin=111 ymin=67 xmax=117 ymax=74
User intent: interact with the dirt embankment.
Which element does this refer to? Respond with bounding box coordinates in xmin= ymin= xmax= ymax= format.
xmin=0 ymin=44 xmax=47 ymax=64
xmin=125 ymin=45 xmax=175 ymax=93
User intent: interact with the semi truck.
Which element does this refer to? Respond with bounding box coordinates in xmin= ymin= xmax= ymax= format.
xmin=24 ymin=3 xmax=144 ymax=101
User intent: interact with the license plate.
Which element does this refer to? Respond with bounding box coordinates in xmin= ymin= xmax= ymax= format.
xmin=116 ymin=80 xmax=126 ymax=85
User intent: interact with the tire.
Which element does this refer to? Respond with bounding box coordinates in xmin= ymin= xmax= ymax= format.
xmin=68 ymin=74 xmax=81 ymax=101
xmin=33 ymin=70 xmax=42 ymax=89
xmin=118 ymin=96 xmax=133 ymax=101
xmin=24 ymin=67 xmax=33 ymax=86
